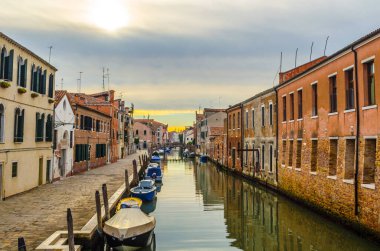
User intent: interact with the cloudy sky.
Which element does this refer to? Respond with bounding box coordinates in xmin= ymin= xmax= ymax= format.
xmin=1 ymin=0 xmax=379 ymax=130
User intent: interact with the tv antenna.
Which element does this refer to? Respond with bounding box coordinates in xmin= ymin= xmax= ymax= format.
xmin=60 ymin=78 xmax=64 ymax=90
xmin=324 ymin=36 xmax=330 ymax=56
xmin=309 ymin=42 xmax=314 ymax=61
xmin=295 ymin=48 xmax=298 ymax=67
xmin=48 ymin=46 xmax=53 ymax=63
xmin=78 ymin=72 xmax=83 ymax=92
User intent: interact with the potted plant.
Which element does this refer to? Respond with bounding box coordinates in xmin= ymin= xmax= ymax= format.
xmin=17 ymin=87 xmax=27 ymax=94
xmin=31 ymin=92 xmax=39 ymax=98
xmin=0 ymin=81 xmax=11 ymax=88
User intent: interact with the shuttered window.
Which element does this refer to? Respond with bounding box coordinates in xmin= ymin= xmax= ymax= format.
xmin=96 ymin=144 xmax=106 ymax=158
xmin=45 ymin=115 xmax=53 ymax=142
xmin=48 ymin=74 xmax=54 ymax=98
xmin=14 ymin=108 xmax=25 ymax=142
xmin=75 ymin=144 xmax=90 ymax=162
xmin=35 ymin=113 xmax=45 ymax=142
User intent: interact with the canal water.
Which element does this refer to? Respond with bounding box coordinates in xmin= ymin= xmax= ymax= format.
xmin=108 ymin=150 xmax=380 ymax=251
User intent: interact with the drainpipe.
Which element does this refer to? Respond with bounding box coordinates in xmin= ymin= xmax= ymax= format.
xmin=275 ymin=88 xmax=279 ymax=184
xmin=226 ymin=110 xmax=229 ymax=169
xmin=352 ymin=46 xmax=360 ymax=216
xmin=240 ymin=104 xmax=244 ymax=171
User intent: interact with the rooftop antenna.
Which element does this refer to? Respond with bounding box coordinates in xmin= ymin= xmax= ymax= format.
xmin=280 ymin=51 xmax=283 ymax=73
xmin=77 ymin=79 xmax=80 ymax=92
xmin=78 ymin=72 xmax=83 ymax=92
xmin=106 ymin=68 xmax=110 ymax=91
xmin=324 ymin=36 xmax=329 ymax=56
xmin=309 ymin=42 xmax=314 ymax=61
xmin=48 ymin=46 xmax=53 ymax=63
xmin=60 ymin=78 xmax=64 ymax=90
xmin=295 ymin=48 xmax=298 ymax=67
xmin=102 ymin=67 xmax=105 ymax=91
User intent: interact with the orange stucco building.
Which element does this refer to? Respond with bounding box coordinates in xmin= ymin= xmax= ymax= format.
xmin=276 ymin=29 xmax=380 ymax=236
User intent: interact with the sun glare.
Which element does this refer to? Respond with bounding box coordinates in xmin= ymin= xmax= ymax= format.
xmin=88 ymin=0 xmax=130 ymax=32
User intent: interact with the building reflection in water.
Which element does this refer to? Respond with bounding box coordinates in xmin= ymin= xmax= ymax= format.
xmin=193 ymin=162 xmax=379 ymax=251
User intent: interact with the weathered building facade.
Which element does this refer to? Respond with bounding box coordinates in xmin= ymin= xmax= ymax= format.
xmin=67 ymin=93 xmax=111 ymax=173
xmin=226 ymin=104 xmax=243 ymax=171
xmin=276 ymin=29 xmax=380 ymax=236
xmin=242 ymin=88 xmax=277 ymax=187
xmin=53 ymin=91 xmax=74 ymax=180
xmin=0 ymin=33 xmax=56 ymax=199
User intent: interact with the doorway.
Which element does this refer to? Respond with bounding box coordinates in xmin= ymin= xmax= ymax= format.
xmin=46 ymin=159 xmax=51 ymax=183
xmin=38 ymin=157 xmax=43 ymax=185
xmin=232 ymin=148 xmax=236 ymax=168
xmin=60 ymin=149 xmax=66 ymax=177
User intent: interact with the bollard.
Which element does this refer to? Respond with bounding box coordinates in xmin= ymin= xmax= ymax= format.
xmin=17 ymin=237 xmax=27 ymax=251
xmin=125 ymin=169 xmax=130 ymax=195
xmin=102 ymin=184 xmax=110 ymax=221
xmin=67 ymin=208 xmax=75 ymax=251
xmin=95 ymin=190 xmax=103 ymax=234
xmin=139 ymin=155 xmax=142 ymax=166
xmin=132 ymin=160 xmax=138 ymax=185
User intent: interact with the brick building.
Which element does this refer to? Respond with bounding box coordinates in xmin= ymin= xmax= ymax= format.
xmin=276 ymin=29 xmax=380 ymax=236
xmin=242 ymin=88 xmax=277 ymax=187
xmin=226 ymin=103 xmax=243 ymax=170
xmin=66 ymin=92 xmax=111 ymax=173
xmin=90 ymin=91 xmax=119 ymax=163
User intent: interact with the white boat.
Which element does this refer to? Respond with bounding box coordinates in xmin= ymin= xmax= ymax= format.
xmin=104 ymin=207 xmax=156 ymax=248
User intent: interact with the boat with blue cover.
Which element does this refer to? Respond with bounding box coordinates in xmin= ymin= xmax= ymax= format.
xmin=150 ymin=155 xmax=161 ymax=163
xmin=145 ymin=163 xmax=163 ymax=182
xmin=200 ymin=155 xmax=208 ymax=163
xmin=130 ymin=180 xmax=157 ymax=201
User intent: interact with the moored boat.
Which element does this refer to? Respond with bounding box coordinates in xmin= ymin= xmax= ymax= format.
xmin=116 ymin=197 xmax=143 ymax=211
xmin=145 ymin=163 xmax=163 ymax=182
xmin=150 ymin=155 xmax=161 ymax=163
xmin=104 ymin=207 xmax=156 ymax=248
xmin=130 ymin=180 xmax=157 ymax=201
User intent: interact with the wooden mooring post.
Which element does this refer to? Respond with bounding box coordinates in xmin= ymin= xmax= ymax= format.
xmin=102 ymin=184 xmax=110 ymax=221
xmin=17 ymin=237 xmax=27 ymax=251
xmin=132 ymin=160 xmax=138 ymax=185
xmin=67 ymin=208 xmax=75 ymax=251
xmin=95 ymin=190 xmax=103 ymax=234
xmin=125 ymin=169 xmax=130 ymax=195
xmin=139 ymin=155 xmax=142 ymax=166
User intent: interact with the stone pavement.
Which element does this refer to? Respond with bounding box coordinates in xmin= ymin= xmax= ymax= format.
xmin=0 ymin=151 xmax=145 ymax=250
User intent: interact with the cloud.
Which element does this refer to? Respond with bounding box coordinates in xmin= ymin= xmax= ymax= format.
xmin=0 ymin=0 xmax=379 ymax=127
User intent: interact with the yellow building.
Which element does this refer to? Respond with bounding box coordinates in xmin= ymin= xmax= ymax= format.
xmin=0 ymin=33 xmax=57 ymax=199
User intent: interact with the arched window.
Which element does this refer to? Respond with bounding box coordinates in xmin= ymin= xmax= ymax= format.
xmin=0 ymin=48 xmax=13 ymax=81
xmin=0 ymin=104 xmax=4 ymax=143
xmin=14 ymin=108 xmax=25 ymax=142
xmin=45 ymin=114 xmax=53 ymax=142
xmin=17 ymin=57 xmax=27 ymax=87
xmin=48 ymin=74 xmax=54 ymax=98
xmin=136 ymin=129 xmax=139 ymax=135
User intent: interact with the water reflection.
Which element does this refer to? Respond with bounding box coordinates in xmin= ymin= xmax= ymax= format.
xmin=194 ymin=161 xmax=379 ymax=251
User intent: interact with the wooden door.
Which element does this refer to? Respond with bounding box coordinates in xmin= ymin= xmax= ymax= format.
xmin=38 ymin=157 xmax=43 ymax=185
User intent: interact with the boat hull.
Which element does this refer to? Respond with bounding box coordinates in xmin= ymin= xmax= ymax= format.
xmin=131 ymin=190 xmax=156 ymax=201
xmin=105 ymin=229 xmax=154 ymax=248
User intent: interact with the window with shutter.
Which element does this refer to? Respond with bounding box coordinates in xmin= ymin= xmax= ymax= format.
xmin=0 ymin=104 xmax=4 ymax=143
xmin=0 ymin=47 xmax=6 ymax=78
xmin=48 ymin=74 xmax=54 ymax=98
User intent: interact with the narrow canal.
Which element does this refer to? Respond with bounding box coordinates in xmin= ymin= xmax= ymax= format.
xmin=111 ymin=150 xmax=380 ymax=250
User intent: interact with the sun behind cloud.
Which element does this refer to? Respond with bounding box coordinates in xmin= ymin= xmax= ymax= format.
xmin=87 ymin=0 xmax=130 ymax=32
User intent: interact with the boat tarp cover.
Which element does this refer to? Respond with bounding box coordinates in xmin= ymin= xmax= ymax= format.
xmin=146 ymin=167 xmax=162 ymax=177
xmin=104 ymin=208 xmax=156 ymax=239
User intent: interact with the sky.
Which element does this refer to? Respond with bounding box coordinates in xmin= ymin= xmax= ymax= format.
xmin=0 ymin=0 xmax=379 ymax=131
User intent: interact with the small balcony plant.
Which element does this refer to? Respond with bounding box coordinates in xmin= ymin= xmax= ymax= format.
xmin=31 ymin=92 xmax=39 ymax=98
xmin=0 ymin=81 xmax=11 ymax=88
xmin=17 ymin=87 xmax=27 ymax=94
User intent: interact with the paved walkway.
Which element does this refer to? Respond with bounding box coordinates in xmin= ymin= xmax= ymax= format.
xmin=0 ymin=151 xmax=145 ymax=250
